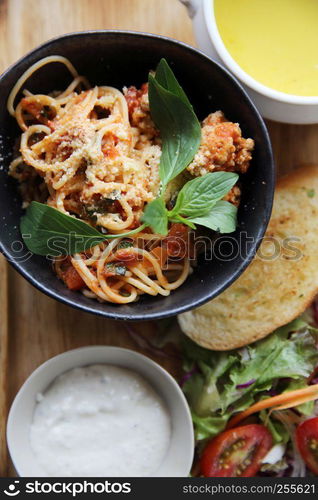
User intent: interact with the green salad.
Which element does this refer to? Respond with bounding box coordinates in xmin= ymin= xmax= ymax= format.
xmin=181 ymin=314 xmax=318 ymax=477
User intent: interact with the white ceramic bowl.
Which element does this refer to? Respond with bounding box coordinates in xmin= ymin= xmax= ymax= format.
xmin=181 ymin=0 xmax=318 ymax=123
xmin=7 ymin=346 xmax=194 ymax=477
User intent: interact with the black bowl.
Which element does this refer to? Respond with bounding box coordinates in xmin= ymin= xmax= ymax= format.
xmin=0 ymin=31 xmax=274 ymax=321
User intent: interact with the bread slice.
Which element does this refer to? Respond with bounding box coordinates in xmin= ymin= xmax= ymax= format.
xmin=178 ymin=165 xmax=318 ymax=350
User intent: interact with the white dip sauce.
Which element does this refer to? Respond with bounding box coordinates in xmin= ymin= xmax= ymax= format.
xmin=30 ymin=364 xmax=171 ymax=477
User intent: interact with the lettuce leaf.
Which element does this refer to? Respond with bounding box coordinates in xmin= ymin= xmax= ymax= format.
xmin=259 ymin=411 xmax=290 ymax=444
xmin=283 ymin=379 xmax=315 ymax=416
xmin=182 ymin=317 xmax=318 ymax=441
xmin=191 ymin=413 xmax=229 ymax=442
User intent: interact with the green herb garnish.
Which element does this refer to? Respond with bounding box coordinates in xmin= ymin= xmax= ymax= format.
xmin=142 ymin=171 xmax=238 ymax=233
xmin=142 ymin=59 xmax=238 ymax=234
xmin=117 ymin=240 xmax=134 ymax=249
xmin=105 ymin=263 xmax=127 ymax=276
xmin=307 ymin=188 xmax=315 ymax=198
xmin=148 ymin=62 xmax=201 ymax=189
xmin=21 ymin=202 xmax=106 ymax=257
xmin=20 ymin=59 xmax=238 ymax=256
xmin=186 ymin=200 xmax=238 ymax=233
xmin=141 ymin=198 xmax=168 ymax=235
xmin=20 ymin=202 xmax=146 ymax=256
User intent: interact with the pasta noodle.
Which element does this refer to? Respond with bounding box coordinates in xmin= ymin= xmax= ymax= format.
xmin=8 ymin=56 xmax=193 ymax=303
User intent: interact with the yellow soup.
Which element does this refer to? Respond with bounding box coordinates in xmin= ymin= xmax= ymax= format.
xmin=214 ymin=0 xmax=318 ymax=96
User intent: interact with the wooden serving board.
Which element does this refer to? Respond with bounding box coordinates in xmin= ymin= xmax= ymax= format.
xmin=0 ymin=0 xmax=318 ymax=478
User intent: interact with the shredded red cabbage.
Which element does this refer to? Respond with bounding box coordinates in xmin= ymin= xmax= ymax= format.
xmin=179 ymin=366 xmax=199 ymax=387
xmin=236 ymin=379 xmax=256 ymax=389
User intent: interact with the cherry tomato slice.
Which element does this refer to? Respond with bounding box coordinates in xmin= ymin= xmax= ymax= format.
xmin=63 ymin=265 xmax=85 ymax=290
xmin=164 ymin=223 xmax=189 ymax=258
xmin=296 ymin=417 xmax=318 ymax=475
xmin=114 ymin=249 xmax=138 ymax=265
xmin=200 ymin=424 xmax=272 ymax=477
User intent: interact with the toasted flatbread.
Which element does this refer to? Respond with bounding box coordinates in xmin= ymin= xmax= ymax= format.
xmin=178 ymin=165 xmax=318 ymax=350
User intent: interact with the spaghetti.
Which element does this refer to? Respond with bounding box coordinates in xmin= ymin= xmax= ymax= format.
xmin=7 ymin=56 xmax=253 ymax=304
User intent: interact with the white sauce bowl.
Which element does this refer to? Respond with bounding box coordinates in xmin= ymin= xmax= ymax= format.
xmin=181 ymin=0 xmax=318 ymax=123
xmin=7 ymin=346 xmax=194 ymax=477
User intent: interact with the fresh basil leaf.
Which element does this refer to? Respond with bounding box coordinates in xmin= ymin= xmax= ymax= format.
xmin=187 ymin=200 xmax=237 ymax=233
xmin=20 ymin=201 xmax=107 ymax=256
xmin=169 ymin=214 xmax=196 ymax=230
xmin=104 ymin=224 xmax=148 ymax=239
xmin=148 ymin=74 xmax=201 ymax=188
xmin=171 ymin=172 xmax=239 ymax=217
xmin=21 ymin=202 xmax=149 ymax=256
xmin=155 ymin=59 xmax=192 ymax=109
xmin=141 ymin=198 xmax=168 ymax=235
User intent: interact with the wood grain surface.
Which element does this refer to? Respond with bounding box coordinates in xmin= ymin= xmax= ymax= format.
xmin=0 ymin=0 xmax=317 ymax=477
